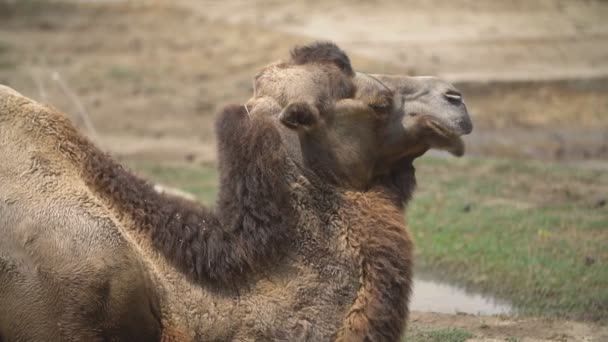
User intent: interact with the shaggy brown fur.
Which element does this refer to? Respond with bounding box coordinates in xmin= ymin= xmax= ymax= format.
xmin=335 ymin=190 xmax=414 ymax=341
xmin=290 ymin=41 xmax=355 ymax=77
xmin=83 ymin=105 xmax=295 ymax=286
xmin=0 ymin=41 xmax=471 ymax=341
xmin=81 ymin=102 xmax=414 ymax=340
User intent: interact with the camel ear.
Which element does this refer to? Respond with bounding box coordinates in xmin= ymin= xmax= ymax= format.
xmin=279 ymin=102 xmax=320 ymax=131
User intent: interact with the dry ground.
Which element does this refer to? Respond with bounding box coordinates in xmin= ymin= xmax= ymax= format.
xmin=1 ymin=0 xmax=607 ymax=164
xmin=408 ymin=311 xmax=607 ymax=342
xmin=1 ymin=0 xmax=607 ymax=340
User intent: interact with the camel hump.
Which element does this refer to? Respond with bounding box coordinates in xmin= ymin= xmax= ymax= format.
xmin=0 ymin=84 xmax=24 ymax=99
xmin=0 ymin=84 xmax=36 ymax=121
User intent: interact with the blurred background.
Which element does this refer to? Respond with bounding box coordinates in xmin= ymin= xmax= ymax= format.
xmin=1 ymin=0 xmax=606 ymax=340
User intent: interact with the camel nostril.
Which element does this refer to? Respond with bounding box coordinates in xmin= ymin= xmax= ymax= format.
xmin=444 ymin=90 xmax=462 ymax=105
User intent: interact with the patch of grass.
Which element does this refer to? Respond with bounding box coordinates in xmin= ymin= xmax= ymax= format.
xmin=0 ymin=60 xmax=16 ymax=70
xmin=0 ymin=0 xmax=74 ymax=18
xmin=129 ymin=156 xmax=608 ymax=322
xmin=127 ymin=161 xmax=217 ymax=206
xmin=0 ymin=40 xmax=15 ymax=70
xmin=108 ymin=65 xmax=143 ymax=83
xmin=405 ymin=327 xmax=474 ymax=342
xmin=410 ymin=156 xmax=608 ymax=322
xmin=0 ymin=40 xmax=10 ymax=54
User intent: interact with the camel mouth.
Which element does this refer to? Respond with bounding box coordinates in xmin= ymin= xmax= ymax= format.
xmin=422 ymin=117 xmax=466 ymax=157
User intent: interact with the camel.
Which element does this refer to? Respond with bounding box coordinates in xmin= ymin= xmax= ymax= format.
xmin=0 ymin=42 xmax=472 ymax=341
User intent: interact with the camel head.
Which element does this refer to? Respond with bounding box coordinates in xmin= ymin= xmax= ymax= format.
xmin=246 ymin=41 xmax=472 ymax=189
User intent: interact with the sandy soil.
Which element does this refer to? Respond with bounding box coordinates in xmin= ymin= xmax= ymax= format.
xmin=0 ymin=1 xmax=607 ymax=338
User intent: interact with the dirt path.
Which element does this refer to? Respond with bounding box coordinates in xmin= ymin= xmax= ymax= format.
xmin=409 ymin=312 xmax=608 ymax=342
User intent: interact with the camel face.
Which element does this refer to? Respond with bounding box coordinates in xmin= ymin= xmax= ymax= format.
xmin=368 ymin=74 xmax=473 ymax=159
xmin=249 ymin=42 xmax=473 ymax=188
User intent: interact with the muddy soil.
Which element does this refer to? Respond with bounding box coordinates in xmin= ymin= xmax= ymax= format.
xmin=0 ymin=0 xmax=607 ymax=339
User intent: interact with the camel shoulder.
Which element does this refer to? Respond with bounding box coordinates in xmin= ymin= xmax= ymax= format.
xmin=0 ymin=84 xmax=68 ymax=124
xmin=0 ymin=84 xmax=24 ymax=98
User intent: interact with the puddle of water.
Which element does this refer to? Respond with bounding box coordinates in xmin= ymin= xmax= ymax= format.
xmin=410 ymin=275 xmax=513 ymax=315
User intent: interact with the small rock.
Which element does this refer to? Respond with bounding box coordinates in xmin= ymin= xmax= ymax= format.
xmin=584 ymin=256 xmax=596 ymax=266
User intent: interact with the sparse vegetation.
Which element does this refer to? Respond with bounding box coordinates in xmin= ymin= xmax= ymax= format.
xmin=404 ymin=327 xmax=474 ymax=342
xmin=0 ymin=40 xmax=15 ymax=70
xmin=0 ymin=40 xmax=10 ymax=54
xmin=108 ymin=64 xmax=143 ymax=83
xmin=410 ymin=156 xmax=608 ymax=322
xmin=0 ymin=0 xmax=72 ymax=18
xmin=128 ymin=161 xmax=218 ymax=205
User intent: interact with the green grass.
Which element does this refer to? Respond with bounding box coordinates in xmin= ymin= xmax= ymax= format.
xmin=0 ymin=40 xmax=10 ymax=54
xmin=404 ymin=327 xmax=474 ymax=342
xmin=129 ymin=156 xmax=608 ymax=322
xmin=128 ymin=161 xmax=218 ymax=205
xmin=410 ymin=156 xmax=608 ymax=322
xmin=108 ymin=64 xmax=143 ymax=83
xmin=0 ymin=40 xmax=15 ymax=70
xmin=0 ymin=0 xmax=73 ymax=18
